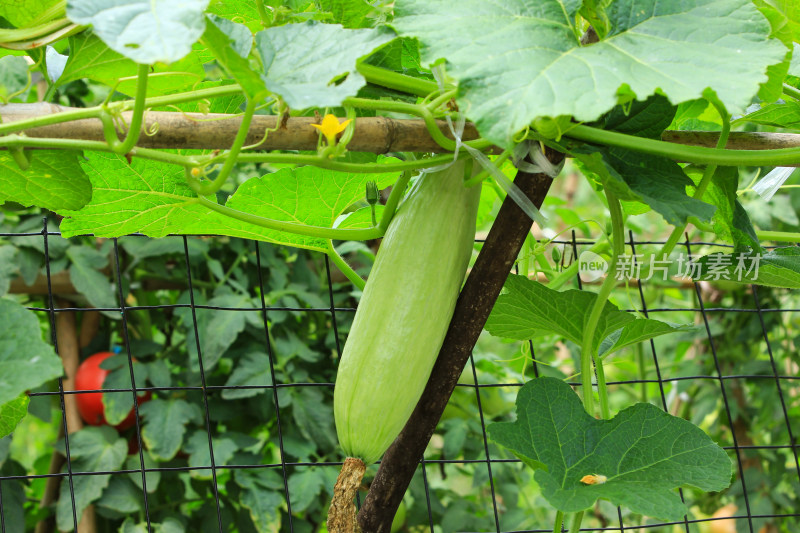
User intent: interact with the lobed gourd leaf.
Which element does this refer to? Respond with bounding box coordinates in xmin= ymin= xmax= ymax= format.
xmin=255 ymin=21 xmax=394 ymax=109
xmin=485 ymin=275 xmax=693 ymax=357
xmin=488 ymin=377 xmax=733 ymax=520
xmin=692 ymin=247 xmax=800 ymax=288
xmin=392 ymin=0 xmax=787 ymax=147
xmin=67 ymin=0 xmax=210 ymax=64
xmin=59 ymin=152 xmax=396 ymax=252
xmin=0 ymin=150 xmax=91 ymax=213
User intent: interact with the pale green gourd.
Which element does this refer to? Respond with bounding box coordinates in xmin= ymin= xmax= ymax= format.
xmin=333 ymin=159 xmax=480 ymax=465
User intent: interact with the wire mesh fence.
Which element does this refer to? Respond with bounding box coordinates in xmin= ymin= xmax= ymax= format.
xmin=0 ymin=218 xmax=798 ymax=533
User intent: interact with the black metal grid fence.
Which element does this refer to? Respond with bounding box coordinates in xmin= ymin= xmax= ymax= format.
xmin=1 ymin=218 xmax=798 ymax=533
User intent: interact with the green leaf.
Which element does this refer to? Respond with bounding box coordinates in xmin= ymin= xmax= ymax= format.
xmin=0 ymin=478 xmax=25 ymax=533
xmin=66 ymin=246 xmax=119 ymax=318
xmin=0 ymin=56 xmax=28 ymax=100
xmin=60 ymin=153 xmax=396 ymax=253
xmin=201 ymin=15 xmax=266 ymax=99
xmin=487 ymin=377 xmax=733 ymax=520
xmin=602 ymin=94 xmax=676 ymax=140
xmin=392 ymin=0 xmax=787 ymax=146
xmin=753 ymin=0 xmax=800 ymax=43
xmin=97 ymin=475 xmax=143 ymax=513
xmin=485 ymin=275 xmax=692 ymax=357
xmin=178 ymin=293 xmax=249 ymax=372
xmin=59 ymin=152 xmax=206 ymax=238
xmin=692 ymin=248 xmax=800 ymax=288
xmin=222 ymin=352 xmax=273 ymax=400
xmin=58 ymin=33 xmax=206 ymax=97
xmin=0 ymin=151 xmax=91 ymax=212
xmin=101 ymin=360 xmax=148 ymax=425
xmin=138 ymin=399 xmax=201 ymax=461
xmin=255 ymin=21 xmax=394 ymax=108
xmin=737 ymin=99 xmax=800 ymax=127
xmin=574 ymin=148 xmax=716 ymax=227
xmin=183 ymin=431 xmax=239 ymax=478
xmin=0 ymin=0 xmax=59 ymax=27
xmin=287 ymin=468 xmax=326 ymax=513
xmin=319 ymin=0 xmax=377 ymax=28
xmin=67 ymin=0 xmax=210 ymax=64
xmin=55 ymin=426 xmax=127 ymax=532
xmin=0 ymin=300 xmax=63 ymax=406
xmin=207 ymin=0 xmax=263 ymax=32
xmin=0 ymin=246 xmax=17 ymax=298
xmin=205 ymin=165 xmax=397 ymax=251
xmin=235 ymin=469 xmax=284 ymax=533
xmin=0 ymin=394 xmax=29 ymax=439
xmin=125 ymin=454 xmax=160 ymax=493
xmin=692 ymin=167 xmax=760 ymax=251
xmin=290 ymin=387 xmax=337 ymax=450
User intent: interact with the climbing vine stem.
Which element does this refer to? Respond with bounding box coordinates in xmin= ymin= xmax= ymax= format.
xmin=109 ymin=63 xmax=150 ymax=154
xmin=657 ymin=96 xmax=731 ymax=262
xmin=580 ymin=189 xmax=624 ymax=419
xmin=326 ymin=241 xmax=366 ymax=290
xmin=190 ymin=97 xmax=257 ymax=195
xmin=195 ymin=195 xmax=385 ymax=241
xmin=564 ymin=123 xmax=800 ymax=167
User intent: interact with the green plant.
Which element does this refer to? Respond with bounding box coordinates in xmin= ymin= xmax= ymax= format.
xmin=1 ymin=0 xmax=800 ymax=531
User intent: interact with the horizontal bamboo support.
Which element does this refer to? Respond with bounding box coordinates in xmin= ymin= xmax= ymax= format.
xmin=0 ymin=103 xmax=480 ymax=153
xmin=3 ymin=103 xmax=800 ymax=156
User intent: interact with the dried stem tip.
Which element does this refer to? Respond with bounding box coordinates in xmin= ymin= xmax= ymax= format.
xmin=327 ymin=457 xmax=366 ymax=533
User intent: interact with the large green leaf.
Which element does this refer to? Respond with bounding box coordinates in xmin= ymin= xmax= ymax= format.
xmin=138 ymin=398 xmax=202 ymax=461
xmin=255 ymin=21 xmax=394 ymax=108
xmin=58 ymin=33 xmax=206 ymax=96
xmin=693 ymin=247 xmax=800 ymax=288
xmin=0 ymin=300 xmax=63 ymax=406
xmin=0 ymin=151 xmax=91 ymax=212
xmin=485 ymin=275 xmax=692 ymax=357
xmin=60 ymin=152 xmax=397 ymax=252
xmin=66 ymin=0 xmax=210 ymax=64
xmin=488 ymin=377 xmax=733 ymax=520
xmin=0 ymin=394 xmax=29 ymax=439
xmin=392 ymin=0 xmax=787 ymax=146
xmin=55 ymin=426 xmax=127 ymax=532
xmin=199 ymin=165 xmax=397 ymax=251
xmin=575 ymin=147 xmax=716 ymax=227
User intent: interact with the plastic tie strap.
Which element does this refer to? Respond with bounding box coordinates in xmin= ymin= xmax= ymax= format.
xmin=752 ymin=166 xmax=796 ymax=201
xmin=422 ymin=66 xmax=560 ymax=226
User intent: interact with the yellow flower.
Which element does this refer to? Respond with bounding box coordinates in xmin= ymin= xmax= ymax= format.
xmin=580 ymin=474 xmax=607 ymax=485
xmin=311 ymin=114 xmax=352 ymax=145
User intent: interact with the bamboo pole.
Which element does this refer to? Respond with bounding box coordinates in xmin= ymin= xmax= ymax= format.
xmin=3 ymin=103 xmax=800 ymax=155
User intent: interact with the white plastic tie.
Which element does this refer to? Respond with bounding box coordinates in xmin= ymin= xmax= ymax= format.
xmin=752 ymin=166 xmax=796 ymax=201
xmin=426 ymin=66 xmax=550 ymax=226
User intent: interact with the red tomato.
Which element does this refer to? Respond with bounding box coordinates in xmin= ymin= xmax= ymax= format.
xmin=74 ymin=351 xmax=151 ymax=431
